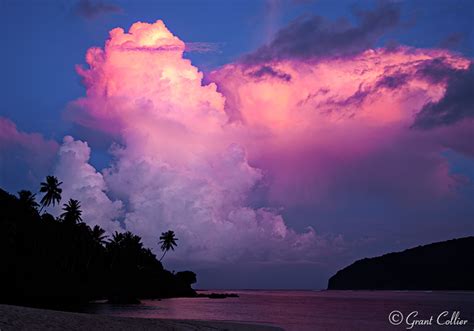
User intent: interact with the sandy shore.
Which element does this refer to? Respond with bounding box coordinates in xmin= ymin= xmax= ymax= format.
xmin=0 ymin=304 xmax=283 ymax=330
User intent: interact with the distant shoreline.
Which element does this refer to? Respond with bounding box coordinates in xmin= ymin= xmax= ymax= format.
xmin=327 ymin=236 xmax=474 ymax=291
xmin=0 ymin=304 xmax=282 ymax=331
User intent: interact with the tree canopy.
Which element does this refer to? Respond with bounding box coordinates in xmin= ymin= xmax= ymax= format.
xmin=0 ymin=177 xmax=196 ymax=305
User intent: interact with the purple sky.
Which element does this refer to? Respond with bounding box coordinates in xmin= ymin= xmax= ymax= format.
xmin=1 ymin=0 xmax=473 ymax=289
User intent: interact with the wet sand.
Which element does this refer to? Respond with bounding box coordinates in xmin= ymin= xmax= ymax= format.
xmin=0 ymin=304 xmax=283 ymax=330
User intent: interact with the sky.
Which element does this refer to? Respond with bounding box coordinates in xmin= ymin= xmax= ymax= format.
xmin=1 ymin=0 xmax=473 ymax=289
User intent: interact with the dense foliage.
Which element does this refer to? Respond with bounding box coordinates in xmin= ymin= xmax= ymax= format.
xmin=328 ymin=236 xmax=474 ymax=290
xmin=0 ymin=184 xmax=196 ymax=305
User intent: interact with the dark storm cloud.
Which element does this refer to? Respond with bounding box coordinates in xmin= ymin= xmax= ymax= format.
xmin=413 ymin=63 xmax=474 ymax=129
xmin=247 ymin=65 xmax=292 ymax=81
xmin=415 ymin=58 xmax=460 ymax=84
xmin=376 ymin=72 xmax=410 ymax=89
xmin=75 ymin=0 xmax=121 ymax=19
xmin=244 ymin=2 xmax=400 ymax=63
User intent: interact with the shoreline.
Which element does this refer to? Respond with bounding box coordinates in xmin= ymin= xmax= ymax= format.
xmin=0 ymin=304 xmax=283 ymax=331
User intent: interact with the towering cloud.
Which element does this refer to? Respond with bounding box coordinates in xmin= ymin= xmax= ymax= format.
xmin=211 ymin=48 xmax=473 ymax=212
xmin=63 ymin=16 xmax=474 ymax=277
xmin=0 ymin=0 xmax=472 ymax=288
xmin=53 ymin=136 xmax=123 ymax=234
xmin=68 ymin=20 xmax=325 ymax=263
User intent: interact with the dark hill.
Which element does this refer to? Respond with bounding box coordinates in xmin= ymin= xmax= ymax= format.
xmin=328 ymin=237 xmax=474 ymax=290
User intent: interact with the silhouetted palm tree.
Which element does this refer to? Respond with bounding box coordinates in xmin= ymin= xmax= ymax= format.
xmin=91 ymin=225 xmax=108 ymax=245
xmin=158 ymin=230 xmax=178 ymax=261
xmin=1 ymin=184 xmax=196 ymax=304
xmin=109 ymin=231 xmax=123 ymax=245
xmin=61 ymin=199 xmax=83 ymax=224
xmin=39 ymin=176 xmax=62 ymax=212
xmin=18 ymin=190 xmax=39 ymax=211
xmin=109 ymin=231 xmax=143 ymax=250
xmin=123 ymin=232 xmax=143 ymax=249
xmin=108 ymin=231 xmax=144 ymax=270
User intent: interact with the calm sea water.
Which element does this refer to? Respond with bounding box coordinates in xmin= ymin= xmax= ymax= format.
xmin=80 ymin=290 xmax=474 ymax=330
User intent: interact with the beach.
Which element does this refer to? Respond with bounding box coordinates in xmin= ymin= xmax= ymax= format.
xmin=0 ymin=304 xmax=282 ymax=331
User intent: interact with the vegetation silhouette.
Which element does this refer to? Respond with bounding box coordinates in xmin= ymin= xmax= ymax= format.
xmin=60 ymin=199 xmax=83 ymax=224
xmin=159 ymin=230 xmax=178 ymax=261
xmin=0 ymin=176 xmax=197 ymax=306
xmin=91 ymin=225 xmax=108 ymax=245
xmin=39 ymin=175 xmax=62 ymax=213
xmin=328 ymin=236 xmax=474 ymax=290
xmin=18 ymin=190 xmax=39 ymax=211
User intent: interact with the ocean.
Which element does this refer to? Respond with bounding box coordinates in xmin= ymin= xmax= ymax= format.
xmin=80 ymin=290 xmax=474 ymax=330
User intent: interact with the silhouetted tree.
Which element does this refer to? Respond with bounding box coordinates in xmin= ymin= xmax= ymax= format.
xmin=90 ymin=225 xmax=108 ymax=246
xmin=18 ymin=190 xmax=39 ymax=212
xmin=158 ymin=230 xmax=178 ymax=261
xmin=176 ymin=271 xmax=197 ymax=285
xmin=39 ymin=175 xmax=62 ymax=212
xmin=109 ymin=232 xmax=139 ymax=255
xmin=0 ymin=182 xmax=197 ymax=305
xmin=61 ymin=199 xmax=83 ymax=224
xmin=108 ymin=231 xmax=145 ymax=268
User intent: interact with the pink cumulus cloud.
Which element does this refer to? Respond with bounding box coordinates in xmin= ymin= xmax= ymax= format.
xmin=210 ymin=48 xmax=472 ymax=207
xmin=64 ymin=19 xmax=474 ymax=269
xmin=51 ymin=136 xmax=123 ymax=234
xmin=66 ymin=20 xmax=327 ymax=264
